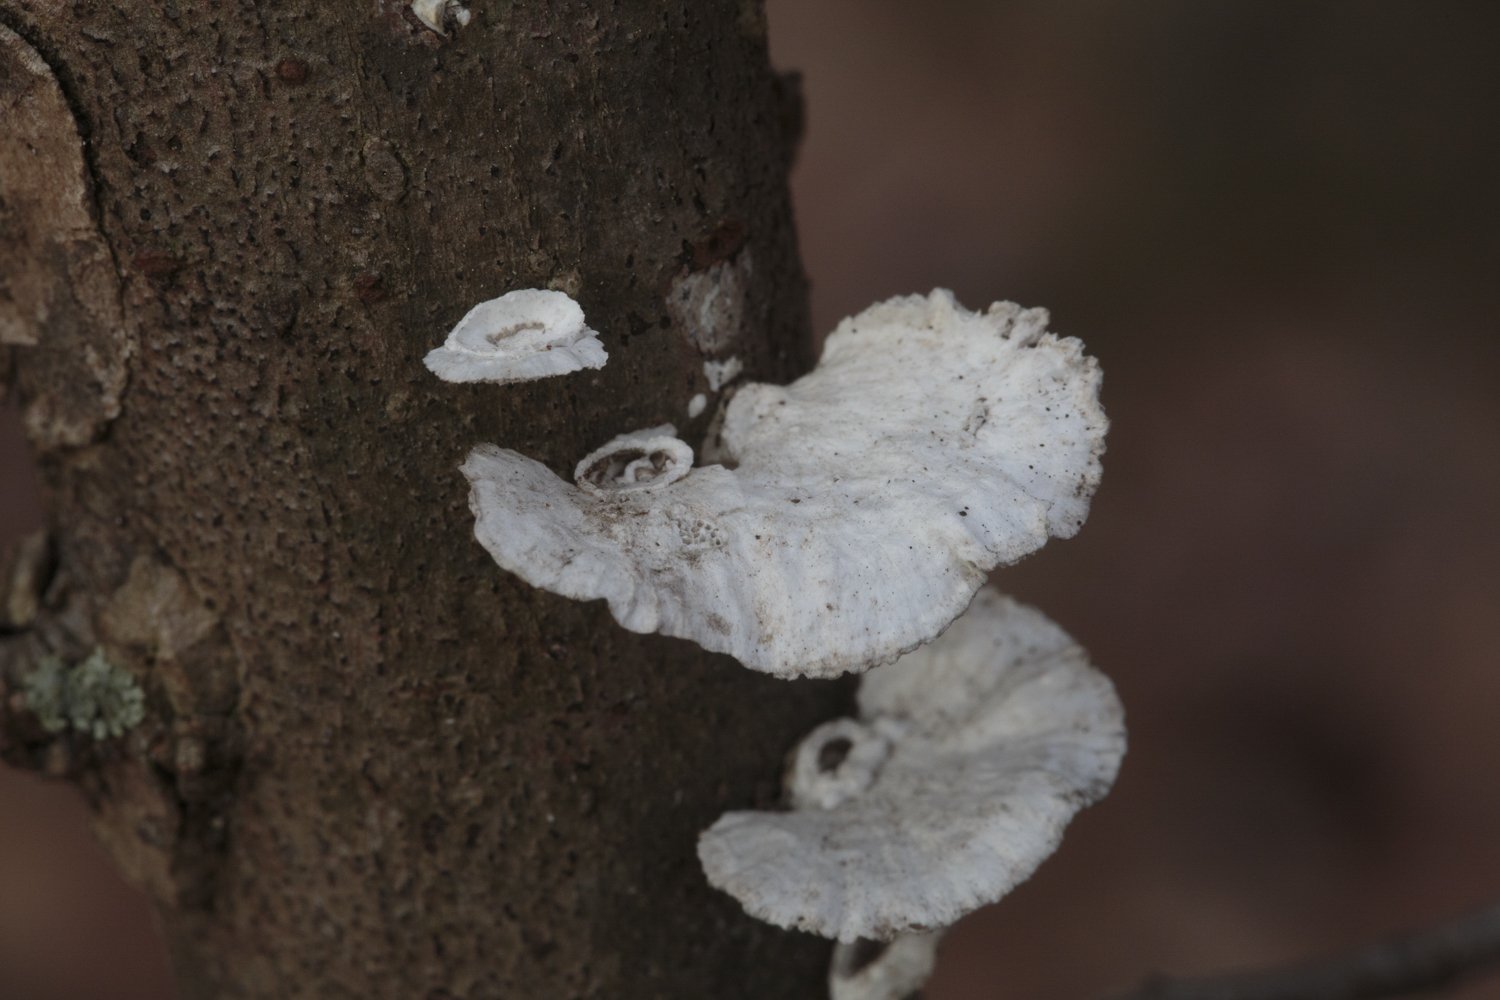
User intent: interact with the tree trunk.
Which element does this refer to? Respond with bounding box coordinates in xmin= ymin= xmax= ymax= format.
xmin=0 ymin=2 xmax=844 ymax=996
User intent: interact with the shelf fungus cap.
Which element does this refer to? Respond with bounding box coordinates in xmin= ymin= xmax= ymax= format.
xmin=423 ymin=288 xmax=607 ymax=384
xmin=461 ymin=289 xmax=1106 ymax=676
xmin=697 ymin=589 xmax=1126 ymax=942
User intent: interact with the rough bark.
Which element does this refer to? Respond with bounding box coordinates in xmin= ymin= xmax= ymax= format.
xmin=0 ymin=2 xmax=845 ymax=997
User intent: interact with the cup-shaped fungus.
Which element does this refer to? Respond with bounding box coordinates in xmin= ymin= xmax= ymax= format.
xmin=574 ymin=426 xmax=695 ymax=496
xmin=462 ymin=289 xmax=1106 ymax=676
xmin=697 ymin=588 xmax=1125 ymax=943
xmin=423 ymin=288 xmax=607 ymax=384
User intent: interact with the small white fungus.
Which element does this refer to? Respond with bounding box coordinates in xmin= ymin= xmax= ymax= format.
xmin=785 ymin=718 xmax=893 ymax=811
xmin=573 ymin=425 xmax=694 ymax=497
xmin=423 ymin=289 xmax=607 ymax=384
xmin=829 ymin=933 xmax=943 ymax=1000
xmin=411 ymin=0 xmax=470 ymax=32
xmin=462 ymin=289 xmax=1107 ymax=677
xmin=697 ymin=589 xmax=1126 ymax=942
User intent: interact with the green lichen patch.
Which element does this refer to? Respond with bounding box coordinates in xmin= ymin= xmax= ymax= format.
xmin=22 ymin=648 xmax=146 ymax=740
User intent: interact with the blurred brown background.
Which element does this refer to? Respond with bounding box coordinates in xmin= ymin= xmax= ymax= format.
xmin=4 ymin=2 xmax=1499 ymax=997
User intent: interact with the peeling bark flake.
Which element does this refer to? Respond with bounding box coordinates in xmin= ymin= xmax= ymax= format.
xmin=0 ymin=24 xmax=132 ymax=451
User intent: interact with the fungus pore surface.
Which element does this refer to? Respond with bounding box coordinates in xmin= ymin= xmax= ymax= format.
xmin=462 ymin=289 xmax=1106 ymax=676
xmin=696 ymin=589 xmax=1126 ymax=942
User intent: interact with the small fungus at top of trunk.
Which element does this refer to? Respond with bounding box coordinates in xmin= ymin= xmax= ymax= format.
xmin=461 ymin=289 xmax=1107 ymax=677
xmin=423 ymin=288 xmax=607 ymax=384
xmin=410 ymin=0 xmax=471 ymax=33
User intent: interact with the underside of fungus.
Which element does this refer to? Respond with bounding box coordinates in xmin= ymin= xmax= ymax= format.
xmin=462 ymin=289 xmax=1107 ymax=677
xmin=697 ymin=589 xmax=1126 ymax=943
xmin=423 ymin=288 xmax=607 ymax=384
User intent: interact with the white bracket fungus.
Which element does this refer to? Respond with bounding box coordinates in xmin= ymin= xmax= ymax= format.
xmin=423 ymin=288 xmax=607 ymax=384
xmin=462 ymin=289 xmax=1106 ymax=677
xmin=697 ymin=589 xmax=1126 ymax=942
